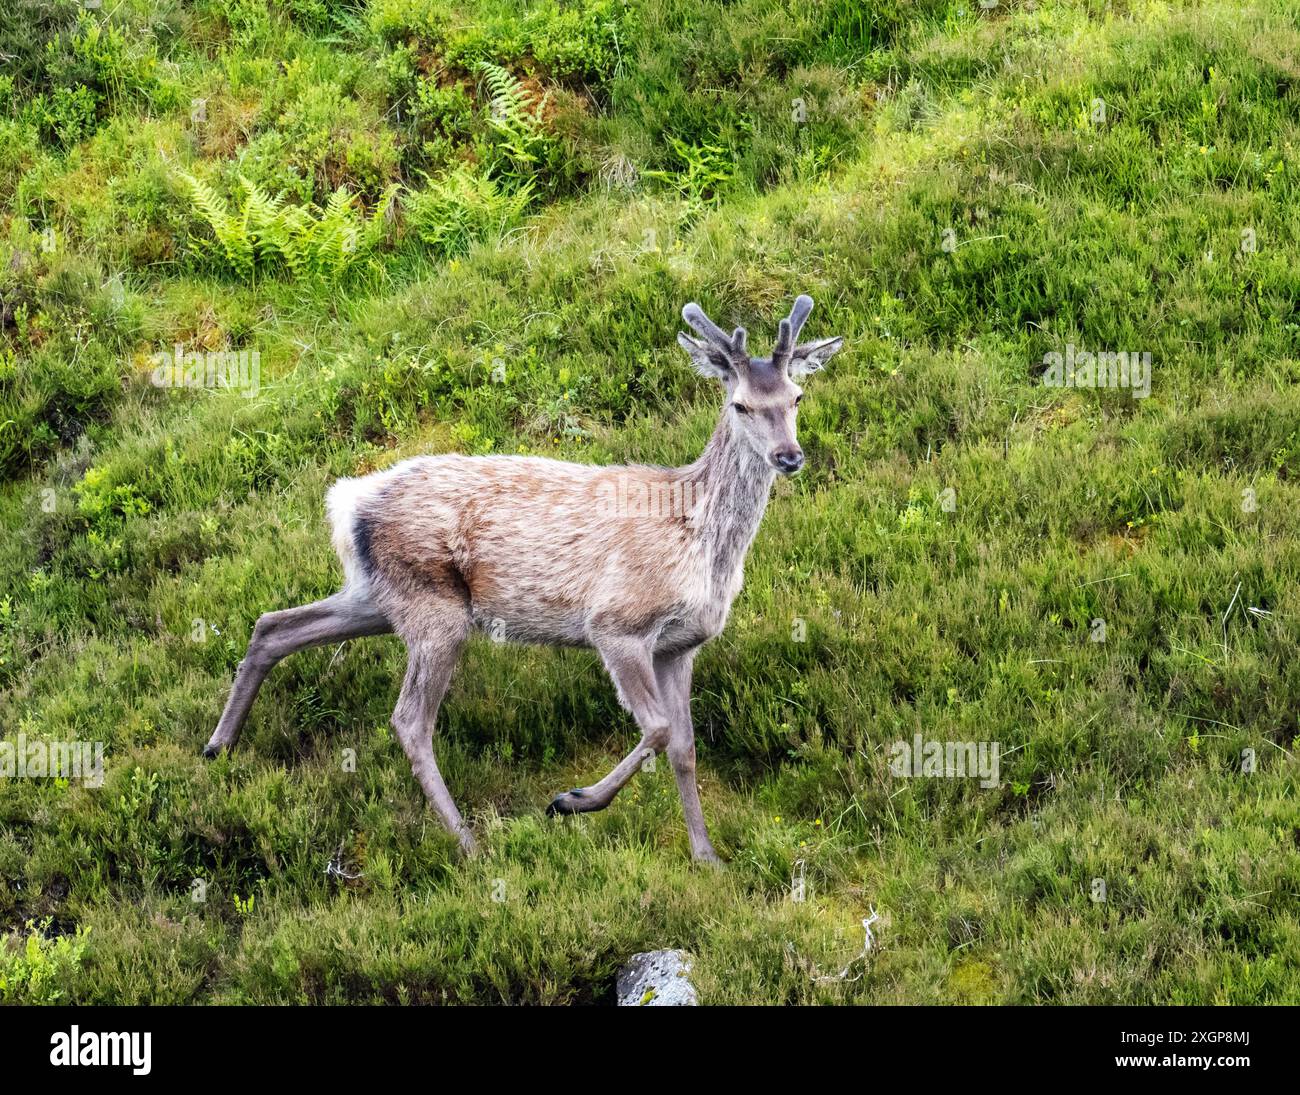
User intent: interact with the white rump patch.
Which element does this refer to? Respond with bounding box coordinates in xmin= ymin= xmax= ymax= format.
xmin=326 ymin=475 xmax=385 ymax=592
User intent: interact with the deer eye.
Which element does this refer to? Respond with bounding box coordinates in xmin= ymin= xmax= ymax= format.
xmin=732 ymin=402 xmax=750 ymax=415
xmin=794 ymin=393 xmax=803 ymax=405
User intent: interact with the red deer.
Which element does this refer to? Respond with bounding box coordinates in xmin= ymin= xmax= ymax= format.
xmin=204 ymin=296 xmax=843 ymax=861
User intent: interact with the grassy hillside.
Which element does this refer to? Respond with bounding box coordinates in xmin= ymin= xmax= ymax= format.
xmin=1 ymin=0 xmax=1298 ymax=1004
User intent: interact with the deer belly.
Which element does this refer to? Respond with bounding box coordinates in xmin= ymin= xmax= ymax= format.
xmin=468 ymin=597 xmax=590 ymax=647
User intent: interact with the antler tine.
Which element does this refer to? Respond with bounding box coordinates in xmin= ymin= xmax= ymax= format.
xmin=771 ymin=318 xmax=794 ymax=367
xmin=682 ymin=302 xmax=734 ymax=350
xmin=731 ymin=327 xmax=747 ymax=355
xmin=772 ymin=295 xmax=814 ymax=369
xmin=787 ymin=294 xmax=814 ymax=342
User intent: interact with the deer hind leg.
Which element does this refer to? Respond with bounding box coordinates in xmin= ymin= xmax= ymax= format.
xmin=654 ymin=650 xmax=723 ymax=864
xmin=204 ymin=592 xmax=391 ymax=758
xmin=547 ymin=636 xmax=671 ymax=817
xmin=390 ymin=596 xmax=476 ymax=854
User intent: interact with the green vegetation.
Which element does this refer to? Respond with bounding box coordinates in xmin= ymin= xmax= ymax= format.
xmin=178 ymin=170 xmax=399 ymax=282
xmin=1 ymin=0 xmax=1298 ymax=1004
xmin=0 ymin=916 xmax=89 ymax=1004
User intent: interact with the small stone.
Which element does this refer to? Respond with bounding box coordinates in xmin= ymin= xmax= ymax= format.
xmin=616 ymin=949 xmax=697 ymax=1006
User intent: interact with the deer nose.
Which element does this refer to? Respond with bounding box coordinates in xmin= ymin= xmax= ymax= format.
xmin=772 ymin=447 xmax=804 ymax=475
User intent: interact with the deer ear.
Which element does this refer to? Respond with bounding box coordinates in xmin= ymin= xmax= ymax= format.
xmin=677 ymin=332 xmax=735 ymax=381
xmin=788 ymin=336 xmax=843 ymax=378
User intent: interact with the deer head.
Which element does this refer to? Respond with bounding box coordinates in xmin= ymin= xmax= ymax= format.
xmin=677 ymin=295 xmax=843 ymax=475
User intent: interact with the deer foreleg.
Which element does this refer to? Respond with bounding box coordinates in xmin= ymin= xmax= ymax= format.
xmin=546 ymin=637 xmax=670 ymax=816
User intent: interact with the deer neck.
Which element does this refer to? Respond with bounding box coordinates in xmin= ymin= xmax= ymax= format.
xmin=687 ymin=412 xmax=777 ymax=591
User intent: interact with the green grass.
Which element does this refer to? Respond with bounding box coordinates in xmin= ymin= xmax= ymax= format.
xmin=1 ymin=0 xmax=1298 ymax=1004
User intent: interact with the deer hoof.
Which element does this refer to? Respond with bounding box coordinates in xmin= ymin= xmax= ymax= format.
xmin=546 ymin=788 xmax=585 ymax=816
xmin=202 ymin=743 xmax=222 ymax=759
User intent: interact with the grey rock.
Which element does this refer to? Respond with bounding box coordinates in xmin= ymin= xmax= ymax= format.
xmin=616 ymin=949 xmax=697 ymax=1006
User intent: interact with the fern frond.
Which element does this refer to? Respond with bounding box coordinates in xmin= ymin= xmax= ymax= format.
xmin=476 ymin=60 xmax=542 ymax=165
xmin=237 ymin=175 xmax=288 ymax=272
xmin=313 ymin=187 xmax=359 ymax=281
xmin=327 ymin=4 xmax=372 ymax=45
xmin=362 ymin=183 xmax=401 ymax=253
xmin=278 ymin=204 xmax=316 ymax=279
xmin=179 ymin=170 xmax=253 ymax=278
xmin=176 ymin=168 xmax=395 ymax=284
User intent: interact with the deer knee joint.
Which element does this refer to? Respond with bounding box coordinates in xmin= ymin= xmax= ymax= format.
xmin=248 ymin=611 xmax=279 ymax=651
xmin=643 ymin=723 xmax=671 ymax=752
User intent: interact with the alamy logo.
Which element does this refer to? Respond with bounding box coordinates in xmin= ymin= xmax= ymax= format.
xmin=888 ymin=735 xmax=1000 ymax=788
xmin=1041 ymin=344 xmax=1151 ymax=398
xmin=594 ymin=475 xmax=703 ymax=523
xmin=0 ymin=735 xmax=103 ymax=786
xmin=50 ymin=1027 xmax=151 ymax=1075
xmin=150 ymin=345 xmax=260 ymax=397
